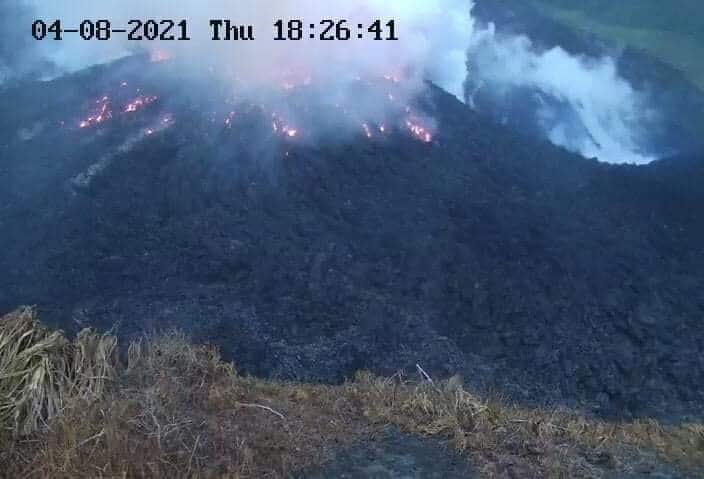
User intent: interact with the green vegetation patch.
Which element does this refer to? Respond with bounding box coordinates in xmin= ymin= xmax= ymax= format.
xmin=531 ymin=0 xmax=704 ymax=92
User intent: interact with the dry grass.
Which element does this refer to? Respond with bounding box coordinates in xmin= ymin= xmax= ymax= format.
xmin=0 ymin=307 xmax=116 ymax=435
xmin=351 ymin=372 xmax=704 ymax=477
xmin=1 ymin=308 xmax=703 ymax=478
xmin=1 ymin=320 xmax=367 ymax=478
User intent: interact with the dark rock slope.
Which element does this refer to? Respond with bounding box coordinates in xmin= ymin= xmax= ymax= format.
xmin=1 ymin=57 xmax=702 ymax=421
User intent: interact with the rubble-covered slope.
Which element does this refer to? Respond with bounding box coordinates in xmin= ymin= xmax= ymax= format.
xmin=1 ymin=57 xmax=703 ymax=420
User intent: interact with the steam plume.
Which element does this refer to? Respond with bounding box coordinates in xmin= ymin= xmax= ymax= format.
xmin=9 ymin=0 xmax=661 ymax=163
xmin=464 ymin=21 xmax=657 ymax=164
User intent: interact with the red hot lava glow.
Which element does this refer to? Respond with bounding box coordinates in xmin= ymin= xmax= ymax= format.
xmin=405 ymin=118 xmax=433 ymax=143
xmin=271 ymin=114 xmax=298 ymax=139
xmin=124 ymin=95 xmax=158 ymax=113
xmin=74 ymin=70 xmax=436 ymax=148
xmin=79 ymin=96 xmax=112 ymax=129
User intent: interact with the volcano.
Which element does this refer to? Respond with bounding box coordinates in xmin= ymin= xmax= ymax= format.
xmin=1 ymin=55 xmax=703 ymax=421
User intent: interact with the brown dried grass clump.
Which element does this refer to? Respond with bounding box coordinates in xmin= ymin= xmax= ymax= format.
xmin=1 ymin=318 xmax=367 ymax=478
xmin=0 ymin=307 xmax=117 ymax=435
xmin=350 ymin=371 xmax=704 ymax=477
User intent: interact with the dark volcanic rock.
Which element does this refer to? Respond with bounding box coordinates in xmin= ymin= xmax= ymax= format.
xmin=1 ymin=57 xmax=703 ymax=421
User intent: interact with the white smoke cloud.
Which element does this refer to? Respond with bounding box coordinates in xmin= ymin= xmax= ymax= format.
xmin=464 ymin=22 xmax=657 ymax=164
xmin=15 ymin=0 xmax=659 ymax=163
xmin=23 ymin=0 xmax=473 ymax=98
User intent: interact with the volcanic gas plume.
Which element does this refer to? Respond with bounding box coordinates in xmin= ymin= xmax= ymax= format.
xmin=7 ymin=0 xmax=667 ymax=164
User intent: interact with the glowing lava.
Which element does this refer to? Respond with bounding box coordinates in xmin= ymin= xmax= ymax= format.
xmin=144 ymin=115 xmax=175 ymax=137
xmin=79 ymin=96 xmax=112 ymax=129
xmin=74 ymin=65 xmax=436 ymax=148
xmin=405 ymin=117 xmax=433 ymax=143
xmin=124 ymin=95 xmax=158 ymax=113
xmin=271 ymin=113 xmax=299 ymax=139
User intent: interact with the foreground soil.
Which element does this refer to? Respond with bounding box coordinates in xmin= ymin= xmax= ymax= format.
xmin=1 ymin=309 xmax=702 ymax=478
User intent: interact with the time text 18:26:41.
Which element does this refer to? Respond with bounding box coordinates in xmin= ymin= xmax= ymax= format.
xmin=31 ymin=19 xmax=399 ymax=42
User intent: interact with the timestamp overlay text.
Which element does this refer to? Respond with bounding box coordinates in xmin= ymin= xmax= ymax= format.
xmin=31 ymin=19 xmax=400 ymax=42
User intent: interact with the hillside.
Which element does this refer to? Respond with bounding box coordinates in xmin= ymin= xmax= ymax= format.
xmin=469 ymin=0 xmax=704 ymax=156
xmin=530 ymin=0 xmax=704 ymax=92
xmin=1 ymin=308 xmax=702 ymax=478
xmin=1 ymin=55 xmax=703 ymax=425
